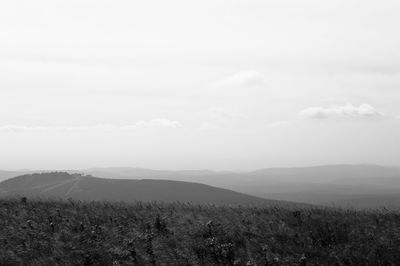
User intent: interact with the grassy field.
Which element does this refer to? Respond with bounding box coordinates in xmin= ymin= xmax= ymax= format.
xmin=0 ymin=198 xmax=399 ymax=265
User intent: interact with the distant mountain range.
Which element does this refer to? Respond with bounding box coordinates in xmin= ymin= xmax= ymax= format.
xmin=0 ymin=172 xmax=294 ymax=207
xmin=85 ymin=165 xmax=400 ymax=209
xmin=1 ymin=164 xmax=400 ymax=209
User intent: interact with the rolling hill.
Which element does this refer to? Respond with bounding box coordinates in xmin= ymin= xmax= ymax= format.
xmin=81 ymin=165 xmax=400 ymax=209
xmin=0 ymin=172 xmax=294 ymax=206
xmin=2 ymin=164 xmax=400 ymax=209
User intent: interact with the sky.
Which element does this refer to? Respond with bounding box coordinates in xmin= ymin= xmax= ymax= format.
xmin=1 ymin=0 xmax=400 ymax=170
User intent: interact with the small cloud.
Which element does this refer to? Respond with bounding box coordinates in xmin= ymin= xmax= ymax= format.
xmin=268 ymin=120 xmax=290 ymax=128
xmin=210 ymin=70 xmax=266 ymax=90
xmin=298 ymin=104 xmax=384 ymax=120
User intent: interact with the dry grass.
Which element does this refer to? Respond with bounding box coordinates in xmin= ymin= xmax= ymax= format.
xmin=1 ymin=197 xmax=400 ymax=265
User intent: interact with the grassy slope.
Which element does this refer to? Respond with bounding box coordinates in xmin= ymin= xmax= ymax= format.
xmin=0 ymin=172 xmax=291 ymax=207
xmin=1 ymin=198 xmax=400 ymax=265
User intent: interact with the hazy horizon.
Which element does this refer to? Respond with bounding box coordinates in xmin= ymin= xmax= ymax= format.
xmin=1 ymin=0 xmax=400 ymax=170
xmin=2 ymin=162 xmax=400 ymax=173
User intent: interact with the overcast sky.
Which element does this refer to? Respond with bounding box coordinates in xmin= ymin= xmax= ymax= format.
xmin=1 ymin=0 xmax=400 ymax=170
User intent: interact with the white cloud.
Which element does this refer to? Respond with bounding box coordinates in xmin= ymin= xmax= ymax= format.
xmin=0 ymin=119 xmax=183 ymax=132
xmin=298 ymin=104 xmax=384 ymax=120
xmin=209 ymin=70 xmax=266 ymax=90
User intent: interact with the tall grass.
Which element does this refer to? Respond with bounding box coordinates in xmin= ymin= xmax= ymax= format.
xmin=1 ymin=197 xmax=399 ymax=265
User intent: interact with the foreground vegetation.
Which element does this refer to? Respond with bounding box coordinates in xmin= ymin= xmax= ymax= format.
xmin=0 ymin=198 xmax=400 ymax=265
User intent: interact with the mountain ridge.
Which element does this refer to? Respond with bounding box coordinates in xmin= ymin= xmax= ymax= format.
xmin=2 ymin=164 xmax=400 ymax=209
xmin=0 ymin=172 xmax=300 ymax=207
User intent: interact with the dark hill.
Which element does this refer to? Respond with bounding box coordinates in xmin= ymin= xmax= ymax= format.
xmin=0 ymin=172 xmax=296 ymax=206
xmin=81 ymin=165 xmax=400 ymax=208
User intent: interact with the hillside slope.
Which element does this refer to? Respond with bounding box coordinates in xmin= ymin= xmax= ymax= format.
xmin=3 ymin=164 xmax=400 ymax=208
xmin=0 ymin=172 xmax=294 ymax=206
xmin=81 ymin=165 xmax=400 ymax=208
